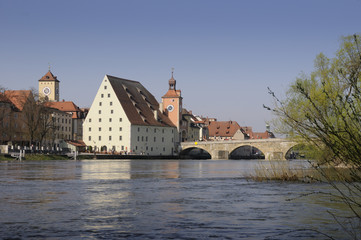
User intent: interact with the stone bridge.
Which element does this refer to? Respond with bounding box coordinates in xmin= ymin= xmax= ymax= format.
xmin=180 ymin=138 xmax=298 ymax=160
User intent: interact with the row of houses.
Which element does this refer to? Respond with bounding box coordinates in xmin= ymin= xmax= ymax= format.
xmin=0 ymin=70 xmax=275 ymax=155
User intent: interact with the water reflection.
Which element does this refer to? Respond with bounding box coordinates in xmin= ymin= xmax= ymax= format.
xmin=0 ymin=159 xmax=353 ymax=239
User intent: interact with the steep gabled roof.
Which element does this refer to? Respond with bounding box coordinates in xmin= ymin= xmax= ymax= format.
xmin=39 ymin=70 xmax=59 ymax=82
xmin=4 ymin=90 xmax=33 ymax=111
xmin=107 ymin=75 xmax=175 ymax=127
xmin=208 ymin=120 xmax=242 ymax=137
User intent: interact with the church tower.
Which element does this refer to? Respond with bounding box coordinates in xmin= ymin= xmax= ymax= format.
xmin=38 ymin=70 xmax=60 ymax=101
xmin=162 ymin=69 xmax=182 ymax=132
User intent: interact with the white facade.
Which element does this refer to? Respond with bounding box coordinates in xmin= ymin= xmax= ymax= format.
xmin=83 ymin=75 xmax=176 ymax=155
xmin=130 ymin=125 xmax=175 ymax=155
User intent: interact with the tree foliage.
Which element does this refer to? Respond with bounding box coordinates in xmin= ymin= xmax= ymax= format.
xmin=265 ymin=34 xmax=361 ymax=239
xmin=267 ymin=34 xmax=361 ymax=167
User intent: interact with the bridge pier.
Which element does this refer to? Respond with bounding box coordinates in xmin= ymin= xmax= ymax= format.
xmin=211 ymin=150 xmax=229 ymax=160
xmin=265 ymin=152 xmax=286 ymax=160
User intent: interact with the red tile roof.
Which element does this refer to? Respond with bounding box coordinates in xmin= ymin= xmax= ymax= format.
xmin=66 ymin=140 xmax=86 ymax=147
xmin=45 ymin=101 xmax=79 ymax=112
xmin=4 ymin=90 xmax=33 ymax=111
xmin=242 ymin=126 xmax=275 ymax=139
xmin=162 ymin=89 xmax=181 ymax=98
xmin=44 ymin=101 xmax=81 ymax=119
xmin=208 ymin=121 xmax=242 ymax=137
xmin=0 ymin=94 xmax=11 ymax=104
xmin=39 ymin=71 xmax=59 ymax=82
xmin=107 ymin=75 xmax=175 ymax=127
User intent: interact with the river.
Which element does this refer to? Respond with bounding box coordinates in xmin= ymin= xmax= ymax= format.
xmin=0 ymin=159 xmax=353 ymax=239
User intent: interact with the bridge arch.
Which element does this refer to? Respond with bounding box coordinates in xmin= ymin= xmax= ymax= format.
xmin=179 ymin=146 xmax=211 ymax=159
xmin=285 ymin=143 xmax=311 ymax=159
xmin=229 ymin=145 xmax=265 ymax=159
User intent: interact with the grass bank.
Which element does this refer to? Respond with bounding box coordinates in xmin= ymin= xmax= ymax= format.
xmin=248 ymin=160 xmax=358 ymax=182
xmin=0 ymin=154 xmax=70 ymax=161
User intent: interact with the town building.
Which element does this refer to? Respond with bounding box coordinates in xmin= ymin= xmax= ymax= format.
xmin=50 ymin=108 xmax=73 ymax=142
xmin=45 ymin=100 xmax=87 ymax=141
xmin=161 ymin=70 xmax=182 ymax=144
xmin=207 ymin=120 xmax=246 ymax=140
xmin=38 ymin=70 xmax=88 ymax=148
xmin=0 ymin=90 xmax=31 ymax=146
xmin=181 ymin=109 xmax=208 ymax=142
xmin=83 ymin=75 xmax=177 ymax=155
xmin=0 ymin=90 xmax=74 ymax=150
xmin=207 ymin=119 xmax=275 ymax=140
xmin=38 ymin=70 xmax=60 ymax=101
xmin=242 ymin=126 xmax=276 ymax=139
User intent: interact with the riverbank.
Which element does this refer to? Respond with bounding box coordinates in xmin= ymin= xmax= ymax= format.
xmin=0 ymin=153 xmax=179 ymax=161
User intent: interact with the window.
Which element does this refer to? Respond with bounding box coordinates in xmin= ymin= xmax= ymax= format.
xmin=154 ymin=137 xmax=156 ymax=142
xmin=110 ymin=102 xmax=113 ymax=106
xmin=162 ymin=129 xmax=164 ymax=134
xmin=101 ymin=94 xmax=104 ymax=98
xmin=163 ymin=147 xmax=165 ymax=152
xmin=146 ymin=136 xmax=148 ymax=142
xmin=154 ymin=129 xmax=156 ymax=133
xmin=109 ymin=136 xmax=112 ymax=141
xmin=109 ymin=127 xmax=112 ymax=131
xmin=99 ymin=102 xmax=102 ymax=106
xmin=89 ymin=118 xmax=92 ymax=123
xmin=108 ymin=93 xmax=110 ymax=98
xmin=138 ymin=127 xmax=140 ymax=132
xmin=89 ymin=136 xmax=91 ymax=141
xmin=146 ymin=128 xmax=148 ymax=132
xmin=99 ymin=118 xmax=102 ymax=122
xmin=109 ymin=118 xmax=112 ymax=122
xmin=142 ymin=136 xmax=144 ymax=141
xmin=99 ymin=127 xmax=101 ymax=131
xmin=162 ymin=137 xmax=164 ymax=142
xmin=121 ymin=145 xmax=124 ymax=150
xmin=119 ymin=127 xmax=122 ymax=131
xmin=119 ymin=136 xmax=122 ymax=141
xmin=111 ymin=110 xmax=113 ymax=114
xmin=104 ymin=85 xmax=107 ymax=89
xmin=99 ymin=110 xmax=101 ymax=114
xmin=119 ymin=118 xmax=122 ymax=122
xmin=99 ymin=136 xmax=101 ymax=140
xmin=137 ymin=136 xmax=140 ymax=141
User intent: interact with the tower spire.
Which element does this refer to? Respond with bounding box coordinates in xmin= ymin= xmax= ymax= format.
xmin=169 ymin=67 xmax=176 ymax=90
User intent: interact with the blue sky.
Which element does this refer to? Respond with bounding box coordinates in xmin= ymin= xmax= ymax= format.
xmin=1 ymin=0 xmax=360 ymax=132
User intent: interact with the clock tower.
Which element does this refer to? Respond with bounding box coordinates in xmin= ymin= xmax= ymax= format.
xmin=162 ymin=70 xmax=182 ymax=133
xmin=38 ymin=70 xmax=60 ymax=101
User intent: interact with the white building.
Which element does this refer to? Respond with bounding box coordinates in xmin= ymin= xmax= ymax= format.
xmin=83 ymin=75 xmax=177 ymax=155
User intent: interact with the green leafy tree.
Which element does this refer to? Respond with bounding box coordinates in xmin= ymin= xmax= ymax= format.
xmin=265 ymin=34 xmax=361 ymax=239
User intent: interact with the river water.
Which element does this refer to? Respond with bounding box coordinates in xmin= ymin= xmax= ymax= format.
xmin=0 ymin=159 xmax=353 ymax=239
